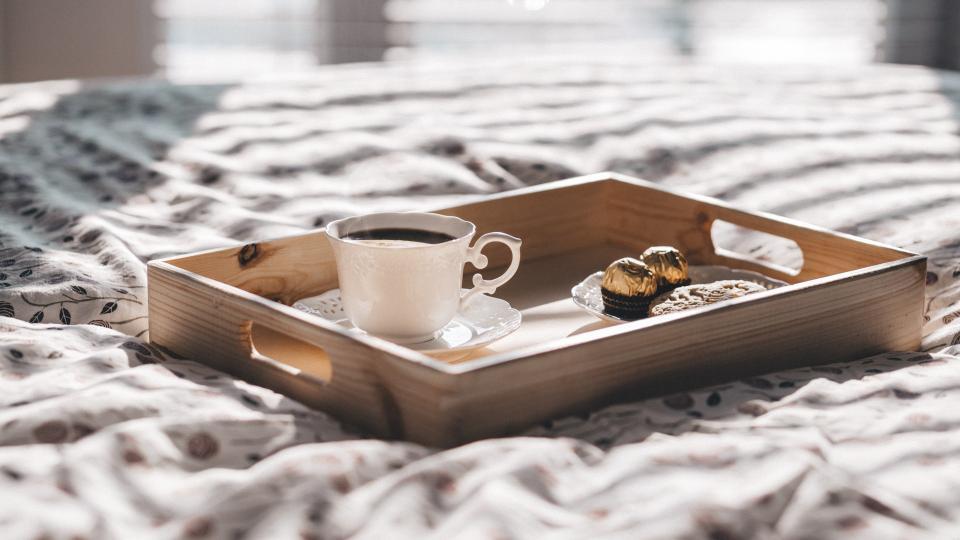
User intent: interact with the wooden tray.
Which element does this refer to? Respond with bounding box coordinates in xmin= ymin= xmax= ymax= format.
xmin=147 ymin=173 xmax=926 ymax=447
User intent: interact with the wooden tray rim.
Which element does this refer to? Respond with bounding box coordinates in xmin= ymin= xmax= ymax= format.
xmin=149 ymin=172 xmax=924 ymax=376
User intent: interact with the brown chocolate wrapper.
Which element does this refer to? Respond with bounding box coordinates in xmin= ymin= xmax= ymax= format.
xmin=655 ymin=278 xmax=692 ymax=297
xmin=600 ymin=289 xmax=652 ymax=320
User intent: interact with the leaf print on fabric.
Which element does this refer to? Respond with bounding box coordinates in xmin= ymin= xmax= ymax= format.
xmin=100 ymin=301 xmax=118 ymax=314
xmin=88 ymin=319 xmax=112 ymax=328
xmin=29 ymin=311 xmax=44 ymax=323
xmin=33 ymin=421 xmax=68 ymax=443
xmin=663 ymin=393 xmax=694 ymax=410
xmin=187 ymin=433 xmax=219 ymax=460
xmin=70 ymin=285 xmax=87 ymax=295
xmin=183 ymin=517 xmax=214 ymax=538
xmin=743 ymin=377 xmax=773 ymax=389
xmin=0 ymin=259 xmax=14 ymax=267
xmin=0 ymin=301 xmax=13 ymax=318
xmin=121 ymin=341 xmax=152 ymax=356
xmin=18 ymin=269 xmax=32 ymax=278
xmin=58 ymin=307 xmax=71 ymax=325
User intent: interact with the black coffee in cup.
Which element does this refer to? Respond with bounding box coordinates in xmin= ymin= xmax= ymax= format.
xmin=342 ymin=228 xmax=455 ymax=245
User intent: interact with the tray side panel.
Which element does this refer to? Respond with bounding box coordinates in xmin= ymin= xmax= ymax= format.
xmin=442 ymin=258 xmax=925 ymax=444
xmin=163 ymin=178 xmax=609 ymax=305
xmin=166 ymin=230 xmax=337 ymax=305
xmin=604 ymin=180 xmax=908 ymax=283
xmin=437 ymin=180 xmax=609 ymax=268
xmin=148 ymin=261 xmax=457 ymax=441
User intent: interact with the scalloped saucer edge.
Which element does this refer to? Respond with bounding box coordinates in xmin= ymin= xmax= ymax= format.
xmin=294 ymin=289 xmax=521 ymax=354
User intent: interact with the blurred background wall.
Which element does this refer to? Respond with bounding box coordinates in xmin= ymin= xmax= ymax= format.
xmin=882 ymin=0 xmax=960 ymax=68
xmin=0 ymin=0 xmax=157 ymax=82
xmin=0 ymin=0 xmax=956 ymax=84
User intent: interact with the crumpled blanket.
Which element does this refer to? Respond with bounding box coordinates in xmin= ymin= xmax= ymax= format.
xmin=0 ymin=58 xmax=959 ymax=539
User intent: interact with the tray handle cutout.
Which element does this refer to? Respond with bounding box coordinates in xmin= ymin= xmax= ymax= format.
xmin=707 ymin=216 xmax=804 ymax=280
xmin=249 ymin=321 xmax=332 ymax=384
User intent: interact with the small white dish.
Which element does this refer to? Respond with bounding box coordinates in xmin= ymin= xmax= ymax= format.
xmin=294 ymin=289 xmax=521 ymax=354
xmin=571 ymin=265 xmax=788 ymax=323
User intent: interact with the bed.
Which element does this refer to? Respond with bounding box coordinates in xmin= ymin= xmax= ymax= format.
xmin=1 ymin=58 xmax=959 ymax=538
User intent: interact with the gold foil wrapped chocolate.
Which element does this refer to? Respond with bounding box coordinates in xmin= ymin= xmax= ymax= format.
xmin=601 ymin=257 xmax=658 ymax=297
xmin=642 ymin=246 xmax=689 ymax=287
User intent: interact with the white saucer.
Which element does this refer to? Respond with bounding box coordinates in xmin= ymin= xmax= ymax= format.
xmin=294 ymin=290 xmax=521 ymax=354
xmin=571 ymin=265 xmax=788 ymax=323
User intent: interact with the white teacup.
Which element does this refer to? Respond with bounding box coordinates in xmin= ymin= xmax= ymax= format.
xmin=325 ymin=212 xmax=521 ymax=343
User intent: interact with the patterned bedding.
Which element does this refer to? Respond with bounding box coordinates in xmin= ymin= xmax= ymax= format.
xmin=1 ymin=58 xmax=959 ymax=539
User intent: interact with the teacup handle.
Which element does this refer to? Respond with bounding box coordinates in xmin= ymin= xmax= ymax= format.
xmin=461 ymin=232 xmax=522 ymax=306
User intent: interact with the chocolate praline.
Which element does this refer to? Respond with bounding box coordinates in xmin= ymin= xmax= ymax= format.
xmin=600 ymin=257 xmax=658 ymax=320
xmin=642 ymin=246 xmax=690 ymax=290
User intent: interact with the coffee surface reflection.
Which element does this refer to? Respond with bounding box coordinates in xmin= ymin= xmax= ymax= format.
xmin=342 ymin=227 xmax=456 ymax=246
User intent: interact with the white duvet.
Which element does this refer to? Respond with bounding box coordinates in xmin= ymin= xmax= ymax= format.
xmin=0 ymin=58 xmax=959 ymax=539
